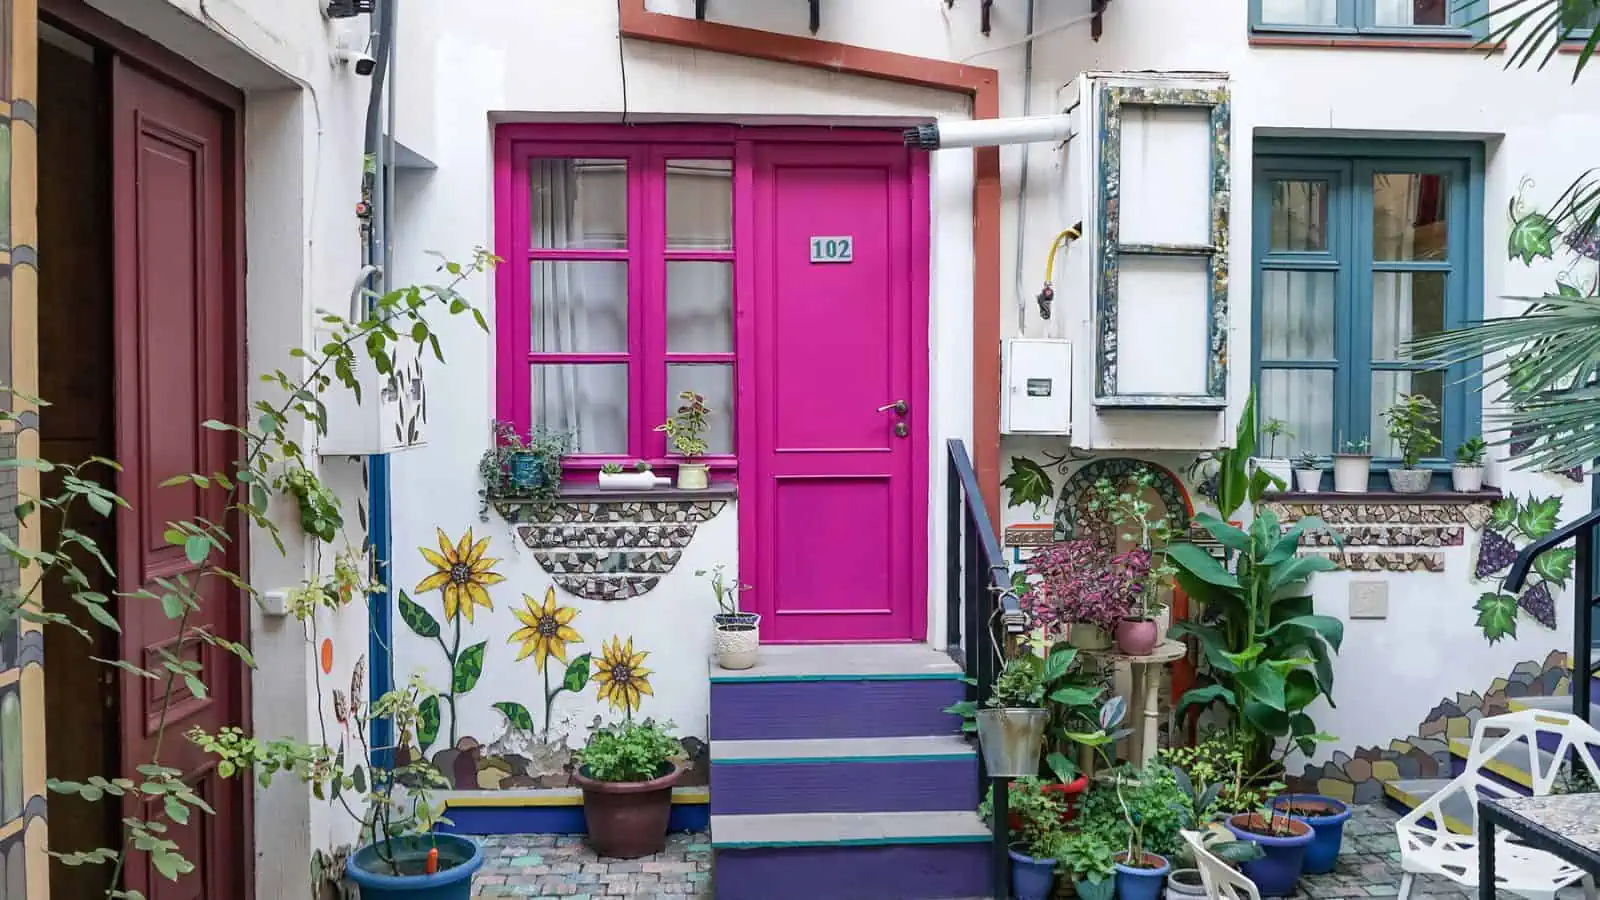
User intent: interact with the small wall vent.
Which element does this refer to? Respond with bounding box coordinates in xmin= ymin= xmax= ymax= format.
xmin=326 ymin=0 xmax=374 ymax=19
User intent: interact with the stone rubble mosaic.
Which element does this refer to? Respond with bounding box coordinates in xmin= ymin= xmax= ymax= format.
xmin=1304 ymin=551 xmax=1446 ymax=573
xmin=1299 ymin=526 xmax=1464 ymax=548
xmin=1290 ymin=651 xmax=1569 ymax=804
xmin=1264 ymin=501 xmax=1494 ymax=528
xmin=502 ymin=499 xmax=728 ymax=601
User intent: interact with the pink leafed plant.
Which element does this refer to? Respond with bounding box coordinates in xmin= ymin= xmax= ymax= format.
xmin=1019 ymin=539 xmax=1151 ymax=633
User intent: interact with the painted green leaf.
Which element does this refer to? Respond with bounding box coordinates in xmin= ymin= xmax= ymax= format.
xmin=1002 ymin=457 xmax=1055 ymax=517
xmin=1474 ymin=591 xmax=1520 ymax=644
xmin=1517 ymin=495 xmax=1563 ymax=540
xmin=493 ymin=701 xmax=536 ymax=732
xmin=452 ymin=642 xmax=487 ymax=694
xmin=417 ymin=695 xmax=440 ymax=752
xmin=1533 ymin=547 xmax=1577 ymax=588
xmin=1508 ymin=210 xmax=1558 ymax=265
xmin=563 ymin=653 xmax=593 ymax=694
xmin=398 ymin=590 xmax=440 ymax=639
xmin=1490 ymin=498 xmax=1519 ymax=532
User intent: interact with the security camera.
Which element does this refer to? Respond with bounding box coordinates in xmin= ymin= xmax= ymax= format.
xmin=334 ymin=48 xmax=376 ymax=76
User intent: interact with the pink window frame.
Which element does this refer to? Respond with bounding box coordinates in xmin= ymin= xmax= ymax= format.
xmin=494 ymin=125 xmax=740 ymax=480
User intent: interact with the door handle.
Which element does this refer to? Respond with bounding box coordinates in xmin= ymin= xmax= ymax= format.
xmin=877 ymin=400 xmax=908 ymax=415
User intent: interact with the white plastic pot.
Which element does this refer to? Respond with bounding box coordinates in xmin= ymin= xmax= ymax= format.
xmin=677 ymin=463 xmax=710 ymax=490
xmin=1293 ymin=468 xmax=1322 ymax=493
xmin=598 ymin=471 xmax=658 ymax=490
xmin=1452 ymin=465 xmax=1484 ymax=493
xmin=1332 ymin=455 xmax=1371 ymax=493
xmin=713 ymin=613 xmax=761 ymax=670
xmin=1250 ymin=457 xmax=1292 ymax=495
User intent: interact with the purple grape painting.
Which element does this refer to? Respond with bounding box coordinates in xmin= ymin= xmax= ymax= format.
xmin=1476 ymin=529 xmax=1518 ymax=579
xmin=1519 ymin=582 xmax=1557 ymax=630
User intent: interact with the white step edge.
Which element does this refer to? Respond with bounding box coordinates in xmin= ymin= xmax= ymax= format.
xmin=711 ymin=810 xmax=989 ymax=849
xmin=710 ymin=643 xmax=962 ymax=683
xmin=712 ymin=735 xmax=975 ymax=765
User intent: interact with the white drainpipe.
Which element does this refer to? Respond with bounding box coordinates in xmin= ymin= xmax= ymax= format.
xmin=903 ymin=115 xmax=1075 ymax=151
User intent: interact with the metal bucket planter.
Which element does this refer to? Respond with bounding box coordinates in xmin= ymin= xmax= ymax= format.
xmin=976 ymin=708 xmax=1046 ymax=777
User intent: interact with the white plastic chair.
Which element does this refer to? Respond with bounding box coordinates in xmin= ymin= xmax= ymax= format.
xmin=1395 ymin=708 xmax=1600 ymax=900
xmin=1181 ymin=829 xmax=1262 ymax=900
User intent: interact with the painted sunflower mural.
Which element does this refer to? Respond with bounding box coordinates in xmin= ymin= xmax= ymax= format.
xmin=403 ymin=528 xmax=506 ymax=748
xmin=594 ymin=635 xmax=655 ymax=717
xmin=505 ymin=588 xmax=592 ymax=742
xmin=417 ymin=527 xmax=504 ymax=622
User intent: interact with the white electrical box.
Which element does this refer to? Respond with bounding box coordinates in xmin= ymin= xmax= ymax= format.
xmin=1002 ymin=339 xmax=1073 ymax=435
xmin=315 ymin=326 xmax=429 ymax=456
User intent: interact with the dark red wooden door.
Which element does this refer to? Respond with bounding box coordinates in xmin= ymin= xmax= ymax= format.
xmin=111 ymin=57 xmax=248 ymax=900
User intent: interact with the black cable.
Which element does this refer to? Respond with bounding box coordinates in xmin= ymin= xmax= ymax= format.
xmin=617 ymin=0 xmax=630 ymax=124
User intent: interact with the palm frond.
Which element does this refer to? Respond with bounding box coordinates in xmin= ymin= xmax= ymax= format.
xmin=1480 ymin=0 xmax=1600 ymax=78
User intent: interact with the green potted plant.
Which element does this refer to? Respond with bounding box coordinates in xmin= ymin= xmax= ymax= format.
xmin=478 ymin=420 xmax=568 ymax=514
xmin=1000 ymin=782 xmax=1068 ymax=900
xmin=1381 ymin=394 xmax=1441 ymax=493
xmin=1165 ymin=749 xmax=1267 ymax=898
xmin=970 ymin=653 xmax=1048 ymax=777
xmin=1090 ymin=473 xmax=1176 ymax=656
xmin=1251 ymin=418 xmax=1294 ymax=495
xmin=1453 ymin=436 xmax=1488 ymax=492
xmin=1332 ymin=436 xmax=1371 ymax=493
xmin=573 ymin=718 xmax=684 ymax=858
xmin=1058 ymin=827 xmax=1118 ymax=900
xmin=1292 ymin=450 xmax=1321 ymax=493
xmin=599 ymin=459 xmax=659 ymax=491
xmin=656 ymin=390 xmax=712 ymax=489
xmin=702 ymin=563 xmax=758 ymax=669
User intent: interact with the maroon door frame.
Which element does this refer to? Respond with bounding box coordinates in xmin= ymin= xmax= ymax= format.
xmin=41 ymin=3 xmax=251 ymax=897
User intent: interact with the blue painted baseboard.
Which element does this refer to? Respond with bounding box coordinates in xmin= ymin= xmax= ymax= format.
xmin=439 ymin=802 xmax=710 ymax=836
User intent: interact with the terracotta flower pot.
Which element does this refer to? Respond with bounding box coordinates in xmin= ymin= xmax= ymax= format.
xmin=1115 ymin=617 xmax=1158 ymax=656
xmin=575 ymin=762 xmax=682 ymax=859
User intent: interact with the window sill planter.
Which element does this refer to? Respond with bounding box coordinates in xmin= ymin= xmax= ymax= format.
xmin=1008 ymin=845 xmax=1058 ymax=900
xmin=676 ymin=462 xmax=711 ymax=490
xmin=1251 ymin=457 xmax=1292 ymax=494
xmin=344 ymin=833 xmax=485 ymax=900
xmin=713 ymin=612 xmax=761 ymax=670
xmin=1452 ymin=465 xmax=1484 ymax=493
xmin=598 ymin=471 xmax=666 ymax=491
xmin=1224 ymin=813 xmax=1314 ymax=897
xmin=1332 ymin=454 xmax=1371 ymax=493
xmin=508 ymin=451 xmax=549 ymax=493
xmin=1386 ymin=468 xmax=1431 ymax=494
xmin=1293 ymin=468 xmax=1322 ymax=493
xmin=1113 ymin=851 xmax=1171 ymax=900
xmin=1271 ymin=793 xmax=1351 ymax=875
xmin=975 ymin=708 xmax=1046 ymax=777
xmin=575 ymin=762 xmax=682 ymax=859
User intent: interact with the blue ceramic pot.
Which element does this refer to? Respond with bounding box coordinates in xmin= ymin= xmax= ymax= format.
xmin=1272 ymin=793 xmax=1352 ymax=874
xmin=1114 ymin=851 xmax=1170 ymax=900
xmin=1226 ymin=813 xmax=1315 ymax=897
xmin=508 ymin=452 xmax=545 ymax=492
xmin=345 ymin=833 xmax=484 ymax=899
xmin=1007 ymin=846 xmax=1057 ymax=900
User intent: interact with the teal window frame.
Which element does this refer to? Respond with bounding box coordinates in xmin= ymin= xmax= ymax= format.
xmin=1249 ymin=0 xmax=1490 ymax=38
xmin=1251 ymin=139 xmax=1485 ymax=489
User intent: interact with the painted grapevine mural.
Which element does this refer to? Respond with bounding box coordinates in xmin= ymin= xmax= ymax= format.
xmin=1473 ymin=495 xmax=1570 ymax=642
xmin=399 ymin=529 xmax=703 ymax=790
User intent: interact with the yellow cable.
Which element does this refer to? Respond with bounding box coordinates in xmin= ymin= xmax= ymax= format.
xmin=1042 ymin=225 xmax=1082 ymax=284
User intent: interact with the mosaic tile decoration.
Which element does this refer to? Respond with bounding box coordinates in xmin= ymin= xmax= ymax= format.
xmin=1304 ymin=551 xmax=1445 ymax=573
xmin=1003 ymin=524 xmax=1055 ymax=548
xmin=1291 ymin=652 xmax=1568 ymax=804
xmin=1300 ymin=525 xmax=1464 ymax=548
xmin=505 ymin=499 xmax=729 ymax=601
xmin=1264 ymin=501 xmax=1493 ymax=529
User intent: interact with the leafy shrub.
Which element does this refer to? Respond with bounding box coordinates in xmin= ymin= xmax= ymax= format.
xmin=1077 ymin=764 xmax=1190 ymax=859
xmin=577 ymin=719 xmax=680 ymax=783
xmin=1158 ymin=731 xmax=1281 ymax=816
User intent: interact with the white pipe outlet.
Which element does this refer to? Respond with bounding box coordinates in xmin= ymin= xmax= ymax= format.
xmin=904 ymin=115 xmax=1074 ymax=151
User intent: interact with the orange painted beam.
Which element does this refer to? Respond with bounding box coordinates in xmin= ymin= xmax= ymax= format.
xmin=618 ymin=0 xmax=1005 ymax=531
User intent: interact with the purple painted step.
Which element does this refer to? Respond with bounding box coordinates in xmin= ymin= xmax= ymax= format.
xmin=714 ymin=843 xmax=988 ymax=900
xmin=711 ymin=756 xmax=979 ymax=815
xmin=710 ymin=678 xmax=965 ymax=740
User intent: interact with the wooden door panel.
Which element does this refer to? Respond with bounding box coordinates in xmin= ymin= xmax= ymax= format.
xmin=111 ymin=58 xmax=245 ymax=900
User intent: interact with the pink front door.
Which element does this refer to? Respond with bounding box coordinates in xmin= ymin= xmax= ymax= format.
xmin=746 ymin=142 xmax=929 ymax=643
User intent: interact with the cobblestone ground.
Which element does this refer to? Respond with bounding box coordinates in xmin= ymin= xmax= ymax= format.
xmin=469 ymin=805 xmax=1532 ymax=899
xmin=472 ymin=830 xmax=712 ymax=899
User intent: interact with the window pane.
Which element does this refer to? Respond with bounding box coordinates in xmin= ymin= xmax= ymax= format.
xmin=1373 ymin=172 xmax=1449 ymax=261
xmin=530 ymin=260 xmax=628 ymax=353
xmin=667 ymin=364 xmax=734 ymax=455
xmin=530 ymin=159 xmax=627 ymax=250
xmin=1372 ymin=271 xmax=1446 ymax=360
xmin=1374 ymin=0 xmax=1448 ymax=26
xmin=667 ymin=160 xmax=733 ymax=251
xmin=1259 ymin=0 xmax=1339 ymax=25
xmin=533 ymin=364 xmax=628 ymax=454
xmin=1563 ymin=1 xmax=1600 ymax=29
xmin=1260 ymin=369 xmax=1335 ymax=455
xmin=667 ymin=262 xmax=733 ymax=353
xmin=1371 ymin=369 xmax=1445 ymax=458
xmin=1269 ymin=180 xmax=1330 ymax=252
xmin=1260 ymin=270 xmax=1336 ymax=360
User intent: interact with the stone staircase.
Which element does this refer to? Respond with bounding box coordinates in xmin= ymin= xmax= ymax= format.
xmin=708 ymin=644 xmax=991 ymax=900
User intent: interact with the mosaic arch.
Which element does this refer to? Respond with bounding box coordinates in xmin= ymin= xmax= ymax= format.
xmin=1052 ymin=458 xmax=1194 ymax=545
xmin=0 ymin=1 xmax=46 ymax=896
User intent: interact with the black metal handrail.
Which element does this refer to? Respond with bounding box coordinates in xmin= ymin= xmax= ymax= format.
xmin=1506 ymin=507 xmax=1600 ymax=720
xmin=945 ymin=438 xmax=1025 ymax=899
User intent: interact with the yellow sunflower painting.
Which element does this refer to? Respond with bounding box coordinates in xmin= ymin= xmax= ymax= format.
xmin=510 ymin=588 xmax=582 ymax=672
xmin=415 ymin=527 xmax=505 ymax=622
xmin=594 ymin=635 xmax=655 ymax=716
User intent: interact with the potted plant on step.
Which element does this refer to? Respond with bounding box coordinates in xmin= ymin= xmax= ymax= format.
xmin=1332 ymin=436 xmax=1371 ymax=493
xmin=599 ymin=460 xmax=659 ymax=491
xmin=703 ymin=564 xmax=758 ymax=669
xmin=1270 ymin=793 xmax=1351 ymax=875
xmin=574 ymin=718 xmax=683 ymax=858
xmin=1381 ymin=394 xmax=1441 ymax=493
xmin=1292 ymin=450 xmax=1321 ymax=493
xmin=1453 ymin=436 xmax=1488 ymax=492
xmin=1251 ymin=418 xmax=1294 ymax=495
xmin=657 ymin=390 xmax=713 ymax=490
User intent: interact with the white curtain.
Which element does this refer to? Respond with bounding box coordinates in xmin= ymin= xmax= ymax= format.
xmin=1261 ymin=181 xmax=1335 ymax=455
xmin=1374 ymin=0 xmax=1447 ymax=25
xmin=664 ymin=161 xmax=735 ymax=454
xmin=1259 ymin=0 xmax=1338 ymax=24
xmin=1370 ymin=174 xmax=1424 ymax=456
